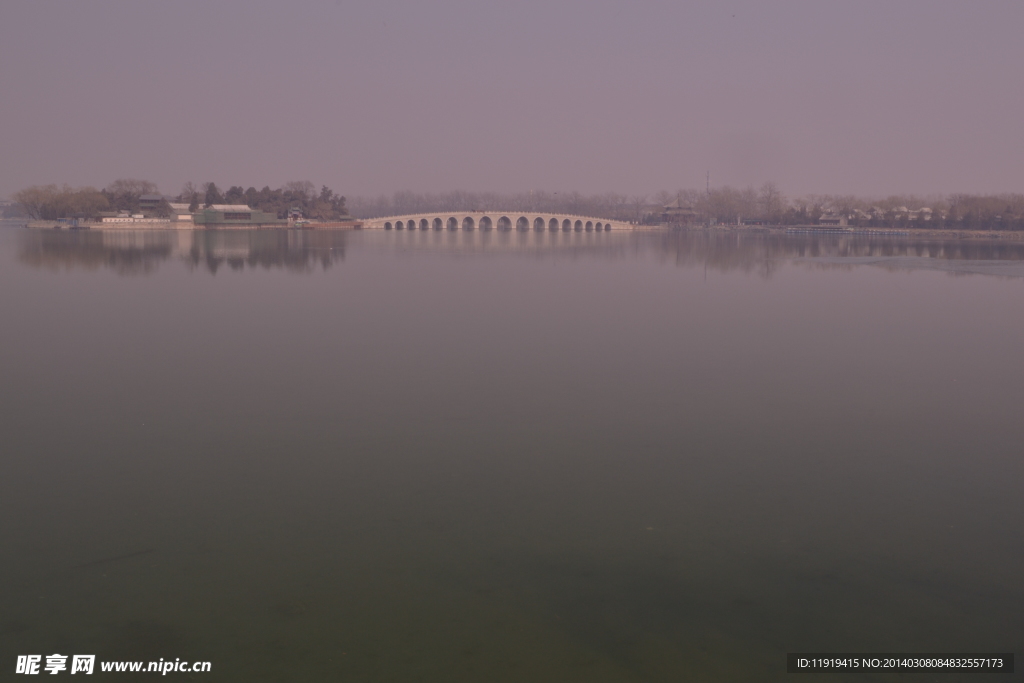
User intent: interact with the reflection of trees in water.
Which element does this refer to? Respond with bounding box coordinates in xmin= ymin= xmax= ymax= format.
xmin=654 ymin=231 xmax=780 ymax=277
xmin=186 ymin=230 xmax=346 ymax=274
xmin=18 ymin=229 xmax=347 ymax=276
xmin=18 ymin=229 xmax=1024 ymax=278
xmin=18 ymin=230 xmax=173 ymax=276
xmin=653 ymin=231 xmax=1024 ymax=277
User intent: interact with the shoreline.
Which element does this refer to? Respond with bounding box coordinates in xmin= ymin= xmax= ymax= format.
xmin=20 ymin=219 xmax=364 ymax=231
xmin=673 ymin=224 xmax=1024 ymax=241
xmin=10 ymin=219 xmax=1024 ymax=241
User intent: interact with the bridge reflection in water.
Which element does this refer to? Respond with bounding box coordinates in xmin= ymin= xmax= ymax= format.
xmin=17 ymin=228 xmax=1024 ymax=278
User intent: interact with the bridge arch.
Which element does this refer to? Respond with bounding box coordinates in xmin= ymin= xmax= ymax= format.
xmin=364 ymin=212 xmax=628 ymax=232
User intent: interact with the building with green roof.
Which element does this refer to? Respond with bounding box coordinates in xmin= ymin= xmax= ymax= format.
xmin=192 ymin=204 xmax=286 ymax=228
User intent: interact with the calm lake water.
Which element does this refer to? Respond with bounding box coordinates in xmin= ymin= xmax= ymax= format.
xmin=2 ymin=224 xmax=1023 ymax=681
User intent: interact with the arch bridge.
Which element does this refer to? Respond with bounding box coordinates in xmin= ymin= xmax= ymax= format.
xmin=361 ymin=211 xmax=633 ymax=233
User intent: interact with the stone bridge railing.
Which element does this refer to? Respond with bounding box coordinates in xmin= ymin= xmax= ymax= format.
xmin=360 ymin=211 xmax=635 ymax=232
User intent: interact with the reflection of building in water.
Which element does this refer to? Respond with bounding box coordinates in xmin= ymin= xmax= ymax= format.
xmin=17 ymin=229 xmax=178 ymax=275
xmin=19 ymin=229 xmax=346 ymax=275
xmin=19 ymin=228 xmax=1024 ymax=278
xmin=188 ymin=230 xmax=346 ymax=273
xmin=101 ymin=229 xmax=193 ymax=254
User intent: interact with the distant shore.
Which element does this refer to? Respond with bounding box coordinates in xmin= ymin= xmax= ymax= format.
xmin=11 ymin=219 xmax=1024 ymax=241
xmin=684 ymin=224 xmax=1024 ymax=241
xmin=21 ymin=219 xmax=364 ymax=231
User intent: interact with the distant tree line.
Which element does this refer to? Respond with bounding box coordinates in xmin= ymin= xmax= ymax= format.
xmin=103 ymin=179 xmax=171 ymax=216
xmin=12 ymin=179 xmax=348 ymax=221
xmin=12 ymin=180 xmax=1024 ymax=230
xmin=179 ymin=180 xmax=349 ymax=220
xmin=346 ymin=186 xmax=1024 ymax=231
xmin=348 ymin=190 xmax=649 ymax=223
xmin=660 ymin=185 xmax=1024 ymax=230
xmin=13 ymin=179 xmax=172 ymax=219
xmin=2 ymin=201 xmax=27 ymax=218
xmin=13 ymin=185 xmax=110 ymax=220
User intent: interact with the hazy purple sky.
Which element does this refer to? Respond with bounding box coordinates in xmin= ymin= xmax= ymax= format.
xmin=2 ymin=0 xmax=1022 ymax=201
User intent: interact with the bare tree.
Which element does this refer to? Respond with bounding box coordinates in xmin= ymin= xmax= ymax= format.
xmin=758 ymin=182 xmax=783 ymax=222
xmin=653 ymin=190 xmax=674 ymax=207
xmin=179 ymin=182 xmax=200 ymax=211
xmin=106 ymin=179 xmax=158 ymax=198
xmin=14 ymin=184 xmax=109 ymax=219
xmin=178 ymin=182 xmax=197 ymax=202
xmin=630 ymin=195 xmax=648 ymax=222
xmin=283 ymin=181 xmax=316 ymax=202
xmin=738 ymin=187 xmax=758 ymax=223
xmin=13 ymin=185 xmax=53 ymax=218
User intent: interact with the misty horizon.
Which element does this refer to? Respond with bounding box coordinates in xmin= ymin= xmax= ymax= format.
xmin=2 ymin=1 xmax=1022 ymax=201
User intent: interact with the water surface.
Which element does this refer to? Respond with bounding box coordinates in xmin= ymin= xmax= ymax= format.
xmin=2 ymin=225 xmax=1023 ymax=681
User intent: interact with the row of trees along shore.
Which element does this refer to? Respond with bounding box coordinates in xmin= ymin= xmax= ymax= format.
xmin=181 ymin=181 xmax=349 ymax=220
xmin=10 ymin=180 xmax=348 ymax=221
xmin=13 ymin=180 xmax=172 ymax=219
xmin=666 ymin=184 xmax=1024 ymax=230
xmin=349 ymin=185 xmax=1024 ymax=231
xmin=8 ymin=180 xmax=1023 ymax=231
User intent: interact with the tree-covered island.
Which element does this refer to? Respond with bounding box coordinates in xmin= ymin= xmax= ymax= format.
xmin=11 ymin=179 xmax=350 ymax=222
